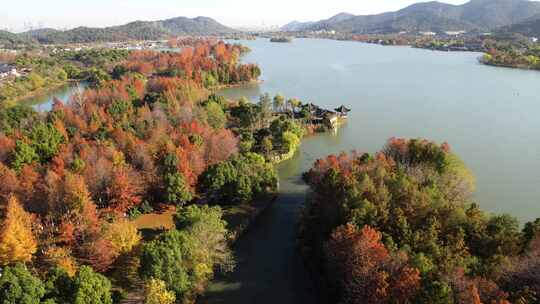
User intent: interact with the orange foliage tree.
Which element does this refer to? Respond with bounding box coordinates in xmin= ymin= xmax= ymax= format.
xmin=325 ymin=224 xmax=420 ymax=304
xmin=0 ymin=195 xmax=38 ymax=265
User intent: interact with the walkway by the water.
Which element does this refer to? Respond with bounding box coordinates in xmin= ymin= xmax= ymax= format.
xmin=199 ymin=159 xmax=319 ymax=304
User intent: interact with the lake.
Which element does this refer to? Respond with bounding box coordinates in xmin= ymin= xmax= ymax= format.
xmin=200 ymin=39 xmax=540 ymax=303
xmin=31 ymin=38 xmax=540 ymax=303
xmin=24 ymin=82 xmax=88 ymax=112
xmin=220 ymin=38 xmax=540 ymax=223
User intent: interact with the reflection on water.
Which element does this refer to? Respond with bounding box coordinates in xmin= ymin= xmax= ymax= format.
xmin=218 ymin=83 xmax=262 ymax=101
xmin=22 ymin=82 xmax=88 ymax=112
xmin=29 ymin=38 xmax=540 ymax=303
xmin=200 ymin=149 xmax=319 ymax=304
xmin=204 ymin=37 xmax=540 ymax=303
xmin=221 ymin=38 xmax=540 ymax=223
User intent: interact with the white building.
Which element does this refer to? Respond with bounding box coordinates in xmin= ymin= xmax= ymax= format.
xmin=444 ymin=30 xmax=466 ymax=36
xmin=0 ymin=64 xmax=18 ymax=79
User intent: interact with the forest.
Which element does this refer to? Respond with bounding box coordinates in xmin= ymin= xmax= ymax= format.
xmin=0 ymin=48 xmax=129 ymax=105
xmin=481 ymin=42 xmax=540 ymax=70
xmin=300 ymin=138 xmax=540 ymax=304
xmin=0 ymin=39 xmax=298 ymax=304
xmin=0 ymin=39 xmax=260 ymax=105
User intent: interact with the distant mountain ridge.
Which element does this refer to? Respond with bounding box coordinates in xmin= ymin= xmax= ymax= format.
xmin=282 ymin=0 xmax=540 ymax=34
xmin=15 ymin=16 xmax=237 ymax=44
xmin=502 ymin=13 xmax=540 ymax=36
xmin=0 ymin=30 xmax=36 ymax=48
xmin=281 ymin=21 xmax=316 ymax=32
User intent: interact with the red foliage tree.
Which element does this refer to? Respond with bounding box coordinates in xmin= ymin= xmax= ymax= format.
xmin=106 ymin=167 xmax=143 ymax=214
xmin=326 ymin=224 xmax=420 ymax=304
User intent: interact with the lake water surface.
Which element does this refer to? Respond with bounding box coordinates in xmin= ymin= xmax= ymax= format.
xmin=24 ymin=82 xmax=88 ymax=112
xmin=200 ymin=39 xmax=540 ymax=303
xmin=220 ymin=38 xmax=540 ymax=223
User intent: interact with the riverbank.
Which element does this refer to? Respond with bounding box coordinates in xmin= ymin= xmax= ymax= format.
xmin=0 ymin=80 xmax=72 ymax=107
xmin=479 ymin=55 xmax=540 ymax=71
xmin=224 ymin=193 xmax=278 ymax=243
xmin=209 ymin=79 xmax=263 ymax=91
xmin=126 ymin=195 xmax=278 ymax=304
xmin=132 ymin=194 xmax=277 ymax=242
xmin=199 ymin=153 xmax=320 ymax=304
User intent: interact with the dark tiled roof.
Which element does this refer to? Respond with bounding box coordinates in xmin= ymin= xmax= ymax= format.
xmin=334 ymin=105 xmax=351 ymax=113
xmin=0 ymin=64 xmax=13 ymax=73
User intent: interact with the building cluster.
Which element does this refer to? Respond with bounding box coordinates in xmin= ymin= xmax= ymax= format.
xmin=0 ymin=63 xmax=32 ymax=83
xmin=47 ymin=40 xmax=168 ymax=54
xmin=302 ymin=103 xmax=351 ymax=129
xmin=0 ymin=63 xmax=19 ymax=79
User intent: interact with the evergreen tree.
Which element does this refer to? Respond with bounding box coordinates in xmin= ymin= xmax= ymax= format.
xmin=0 ymin=263 xmax=45 ymax=304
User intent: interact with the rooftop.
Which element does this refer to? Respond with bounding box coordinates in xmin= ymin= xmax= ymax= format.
xmin=0 ymin=64 xmax=14 ymax=73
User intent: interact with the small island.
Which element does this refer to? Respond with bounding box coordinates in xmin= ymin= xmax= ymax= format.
xmin=270 ymin=37 xmax=294 ymax=43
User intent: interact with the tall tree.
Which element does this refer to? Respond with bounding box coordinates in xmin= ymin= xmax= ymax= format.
xmin=258 ymin=93 xmax=273 ymax=129
xmin=273 ymin=94 xmax=285 ymax=112
xmin=0 ymin=195 xmax=37 ymax=265
xmin=144 ymin=279 xmax=176 ymax=304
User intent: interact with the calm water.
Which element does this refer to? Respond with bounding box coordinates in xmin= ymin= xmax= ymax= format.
xmin=202 ymin=38 xmax=540 ymax=303
xmin=220 ymin=38 xmax=540 ymax=223
xmin=23 ymin=82 xmax=88 ymax=112
xmin=33 ymin=38 xmax=540 ymax=303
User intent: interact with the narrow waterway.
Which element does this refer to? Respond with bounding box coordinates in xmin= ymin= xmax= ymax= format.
xmin=199 ymin=152 xmax=319 ymax=304
xmin=202 ymin=37 xmax=540 ymax=302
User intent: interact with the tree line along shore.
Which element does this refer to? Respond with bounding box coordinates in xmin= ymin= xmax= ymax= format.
xmin=1 ymin=36 xmax=540 ymax=304
xmin=0 ymin=38 xmax=346 ymax=304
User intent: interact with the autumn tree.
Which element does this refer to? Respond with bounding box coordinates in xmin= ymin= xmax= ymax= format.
xmin=301 ymin=139 xmax=517 ymax=303
xmin=104 ymin=219 xmax=141 ymax=254
xmin=106 ymin=167 xmax=143 ymax=214
xmin=325 ymin=224 xmax=420 ymax=304
xmin=273 ymin=94 xmax=285 ymax=112
xmin=42 ymin=246 xmax=78 ymax=277
xmin=0 ymin=163 xmax=19 ymax=201
xmin=144 ymin=279 xmax=176 ymax=304
xmin=0 ymin=195 xmax=37 ymax=265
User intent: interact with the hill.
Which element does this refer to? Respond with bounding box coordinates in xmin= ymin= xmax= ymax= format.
xmin=0 ymin=30 xmax=36 ymax=48
xmin=502 ymin=13 xmax=540 ymax=37
xmin=19 ymin=16 xmax=236 ymax=44
xmin=281 ymin=21 xmax=316 ymax=32
xmin=281 ymin=12 xmax=354 ymax=32
xmin=290 ymin=0 xmax=540 ymax=34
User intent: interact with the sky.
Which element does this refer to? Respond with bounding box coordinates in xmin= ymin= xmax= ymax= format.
xmin=2 ymin=0 xmax=471 ymax=31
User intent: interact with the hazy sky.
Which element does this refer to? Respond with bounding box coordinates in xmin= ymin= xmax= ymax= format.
xmin=2 ymin=0 xmax=471 ymax=31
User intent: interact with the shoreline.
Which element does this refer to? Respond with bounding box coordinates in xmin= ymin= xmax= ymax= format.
xmin=210 ymin=79 xmax=263 ymax=91
xmin=344 ymin=39 xmax=540 ymax=72
xmin=2 ymin=79 xmax=79 ymax=107
xmin=478 ymin=58 xmax=540 ymax=71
